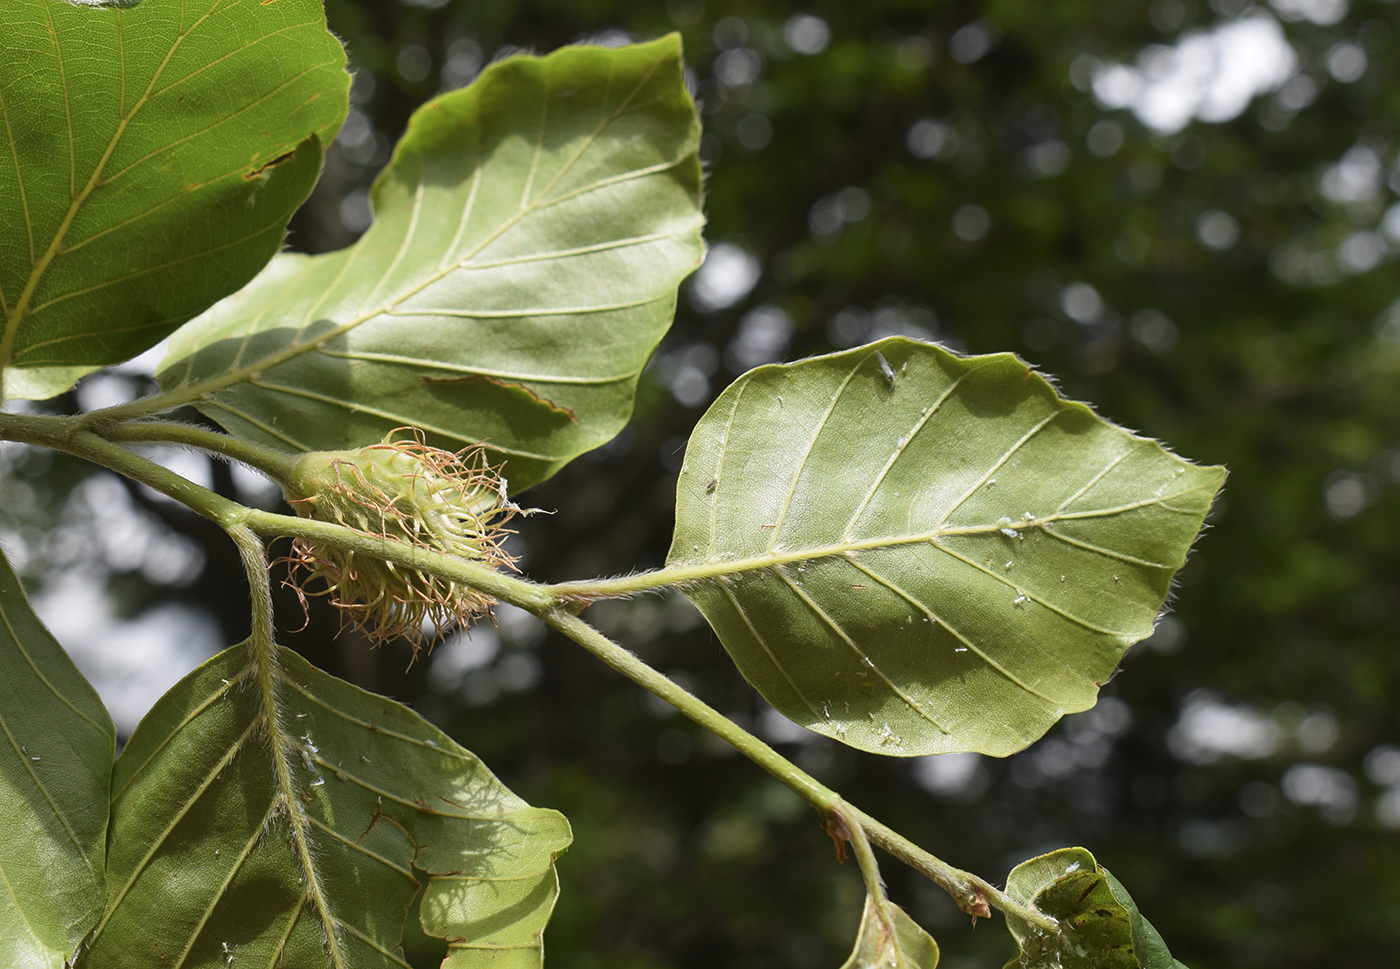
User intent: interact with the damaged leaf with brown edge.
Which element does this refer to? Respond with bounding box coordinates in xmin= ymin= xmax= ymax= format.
xmin=154 ymin=34 xmax=704 ymax=493
xmin=78 ymin=645 xmax=571 ymax=969
xmin=1001 ymin=847 xmax=1188 ymax=969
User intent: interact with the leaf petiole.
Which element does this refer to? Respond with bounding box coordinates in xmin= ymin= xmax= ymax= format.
xmin=538 ymin=606 xmax=1054 ymax=933
xmin=0 ymin=411 xmax=1057 ymax=936
xmin=96 ymin=419 xmax=300 ymax=485
xmin=842 ymin=805 xmax=894 ymax=924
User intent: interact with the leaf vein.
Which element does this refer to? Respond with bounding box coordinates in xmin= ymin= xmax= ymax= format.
xmin=842 ymin=556 xmax=1057 ymax=703
xmin=706 ymin=381 xmax=749 ymax=556
xmin=47 ymin=0 xmax=76 ymax=203
xmin=268 ymin=895 xmax=309 ymax=969
xmin=843 ymin=364 xmax=980 ymax=539
xmin=362 ymin=165 xmax=426 ymax=312
xmin=928 ymin=541 xmax=1128 ymax=638
xmin=1054 ymin=443 xmax=1143 ymax=513
xmin=333 ymin=918 xmax=414 ymax=969
xmin=458 ymin=229 xmax=680 ymax=271
xmin=280 ymin=675 xmax=476 ymax=759
xmin=29 ymin=220 xmax=287 ymax=315
xmin=304 ymin=763 xmax=512 ymax=822
xmin=383 ymin=293 xmax=668 ymax=319
xmin=937 ymin=411 xmax=1060 ymax=526
xmin=528 ymin=52 xmax=664 ymax=206
xmin=197 ymin=399 xmax=312 ymax=451
xmin=716 ymin=579 xmax=825 ymax=722
xmin=170 ymin=801 xmax=280 ymax=969
xmin=17 ymin=314 xmax=183 ymax=359
xmin=98 ymin=19 xmax=326 ymax=189
xmin=110 ymin=670 xmax=248 ymax=803
xmin=775 ymin=567 xmax=950 ymax=733
xmin=0 ymin=855 xmax=42 ymax=951
xmin=519 ymin=71 xmax=550 ymax=210
xmin=531 ymin=157 xmax=694 ymax=212
xmin=242 ymin=378 xmax=555 ymax=459
xmin=768 ymin=355 xmax=865 ymax=550
xmin=1036 ymin=524 xmax=1175 ymax=569
xmin=0 ymin=70 xmax=36 ymax=269
xmin=438 ymin=115 xmax=483 ymax=271
xmin=0 ymin=601 xmax=109 ymax=734
xmin=313 ymin=349 xmax=639 ymax=385
xmin=96 ymin=718 xmax=261 ymax=941
xmin=305 ymin=814 xmax=416 ymax=881
xmin=0 ymin=707 xmax=94 ymax=870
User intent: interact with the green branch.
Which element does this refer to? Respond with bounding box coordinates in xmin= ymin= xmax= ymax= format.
xmin=542 ymin=606 xmax=839 ymax=811
xmin=0 ymin=410 xmax=1054 ymax=934
xmin=244 ymin=509 xmax=556 ymax=613
xmin=0 ymin=412 xmax=252 ymax=527
xmin=843 ymin=807 xmax=896 ymax=926
xmin=97 ymin=419 xmax=299 ymax=484
xmin=538 ymin=607 xmax=1048 ymax=930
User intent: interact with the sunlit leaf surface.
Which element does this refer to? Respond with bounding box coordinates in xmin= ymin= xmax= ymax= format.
xmin=1002 ymin=847 xmax=1187 ymax=969
xmin=0 ymin=0 xmax=347 ymax=401
xmin=80 ymin=645 xmax=570 ymax=968
xmin=670 ymin=338 xmax=1225 ymax=756
xmin=159 ymin=34 xmax=704 ymax=492
xmin=840 ymin=895 xmax=939 ymax=969
xmin=0 ymin=548 xmax=114 ymax=968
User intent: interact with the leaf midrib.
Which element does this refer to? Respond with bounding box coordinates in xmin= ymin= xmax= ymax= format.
xmin=0 ymin=0 xmax=222 ymax=387
xmin=0 ymin=703 xmax=100 ymax=874
xmin=678 ymin=489 xmax=1212 ymax=585
xmin=0 ymin=856 xmax=49 ymax=959
xmin=107 ymin=57 xmax=690 ymax=426
xmin=674 ymin=491 xmax=1208 ymax=734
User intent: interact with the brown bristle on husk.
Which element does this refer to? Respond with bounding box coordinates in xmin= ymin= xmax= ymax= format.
xmin=282 ymin=429 xmax=524 ymax=655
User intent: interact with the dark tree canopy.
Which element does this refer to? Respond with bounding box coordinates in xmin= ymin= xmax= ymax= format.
xmin=275 ymin=3 xmax=1400 ymax=966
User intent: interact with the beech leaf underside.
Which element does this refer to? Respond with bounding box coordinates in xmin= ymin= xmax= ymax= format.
xmin=840 ymin=896 xmax=939 ymax=969
xmin=669 ymin=338 xmax=1226 ymax=757
xmin=80 ymin=645 xmax=570 ymax=969
xmin=0 ymin=0 xmax=348 ymax=401
xmin=1002 ymin=847 xmax=1188 ymax=969
xmin=0 ymin=548 xmax=115 ymax=969
xmin=158 ymin=34 xmax=704 ymax=492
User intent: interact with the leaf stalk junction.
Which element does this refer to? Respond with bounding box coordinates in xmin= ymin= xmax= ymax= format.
xmin=0 ymin=409 xmax=1061 ymax=941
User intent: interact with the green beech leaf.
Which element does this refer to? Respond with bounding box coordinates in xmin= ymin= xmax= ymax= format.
xmin=0 ymin=0 xmax=348 ymax=402
xmin=668 ymin=338 xmax=1225 ymax=757
xmin=841 ymin=895 xmax=939 ymax=969
xmin=157 ymin=34 xmax=704 ymax=492
xmin=0 ymin=547 xmax=115 ymax=968
xmin=81 ymin=644 xmax=571 ymax=968
xmin=1002 ymin=847 xmax=1188 ymax=969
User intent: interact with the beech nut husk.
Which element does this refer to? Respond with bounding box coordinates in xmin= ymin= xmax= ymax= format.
xmin=282 ymin=429 xmax=523 ymax=651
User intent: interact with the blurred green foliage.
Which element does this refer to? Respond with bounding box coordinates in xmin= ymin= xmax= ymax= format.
xmin=9 ymin=1 xmax=1400 ymax=967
